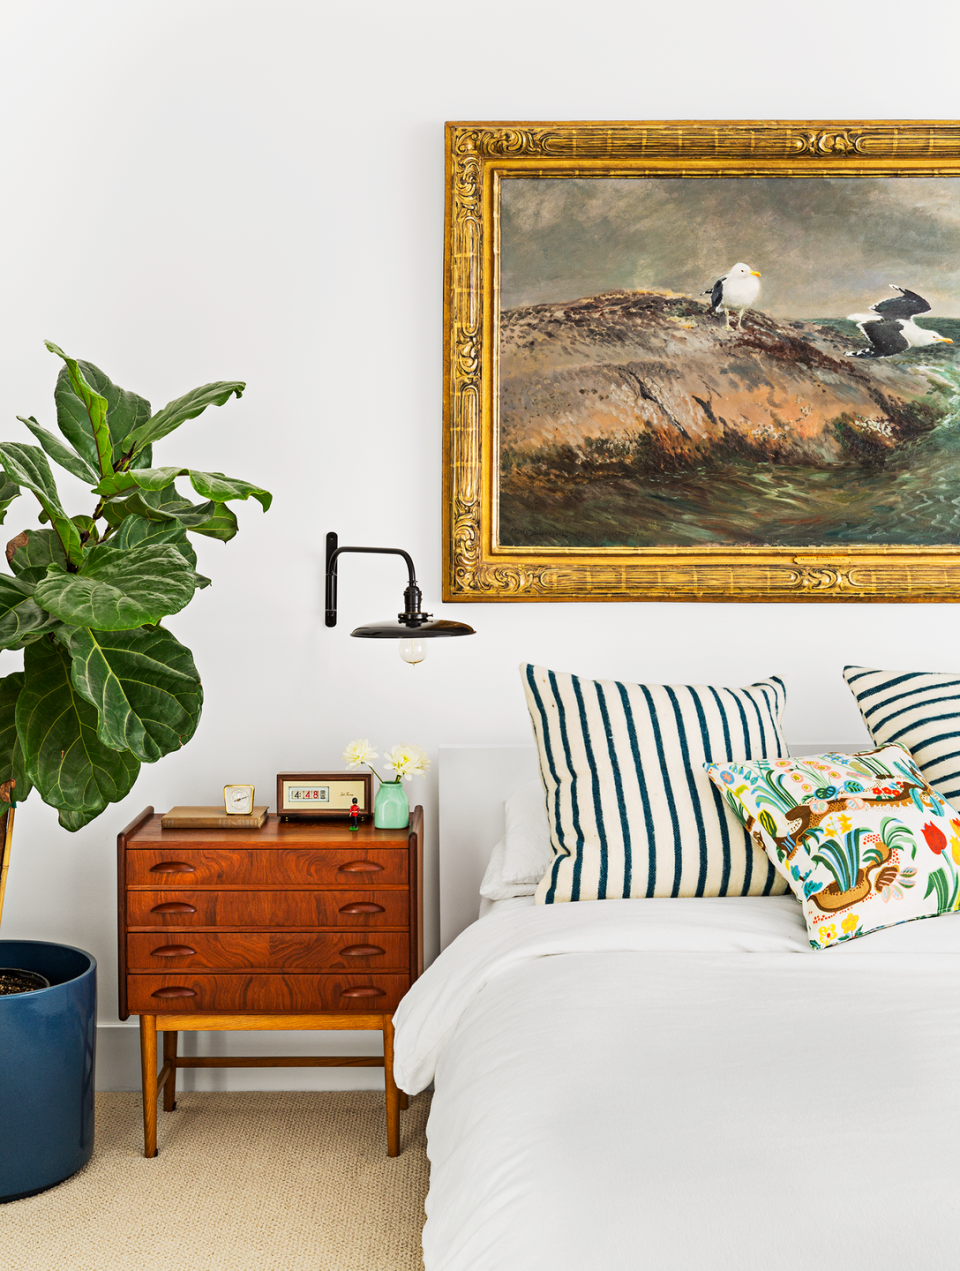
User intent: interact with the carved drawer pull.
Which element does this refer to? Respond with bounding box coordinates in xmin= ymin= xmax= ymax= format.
xmin=150 ymin=987 xmax=197 ymax=999
xmin=149 ymin=861 xmax=196 ymax=874
xmin=150 ymin=902 xmax=197 ymax=914
xmin=340 ymin=986 xmax=386 ymax=999
xmin=151 ymin=945 xmax=197 ymax=958
xmin=338 ymin=902 xmax=385 ymax=914
xmin=339 ymin=944 xmax=386 ymax=957
xmin=338 ymin=860 xmax=384 ymax=873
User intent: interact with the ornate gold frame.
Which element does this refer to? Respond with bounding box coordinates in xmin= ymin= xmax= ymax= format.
xmin=443 ymin=119 xmax=960 ymax=603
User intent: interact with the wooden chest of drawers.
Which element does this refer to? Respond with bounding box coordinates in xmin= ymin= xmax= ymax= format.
xmin=118 ymin=806 xmax=423 ymax=1157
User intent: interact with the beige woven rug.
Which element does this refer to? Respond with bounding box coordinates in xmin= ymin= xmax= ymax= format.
xmin=0 ymin=1091 xmax=431 ymax=1270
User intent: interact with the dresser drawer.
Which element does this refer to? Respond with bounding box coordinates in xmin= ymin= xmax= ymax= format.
xmin=126 ymin=847 xmax=407 ymax=887
xmin=126 ymin=972 xmax=410 ymax=1013
xmin=126 ymin=889 xmax=409 ymax=929
xmin=127 ymin=931 xmax=410 ymax=971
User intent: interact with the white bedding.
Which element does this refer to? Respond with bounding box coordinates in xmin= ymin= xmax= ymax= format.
xmin=394 ymin=898 xmax=960 ymax=1270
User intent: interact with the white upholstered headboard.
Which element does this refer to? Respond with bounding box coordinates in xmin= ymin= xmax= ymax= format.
xmin=438 ymin=742 xmax=864 ymax=951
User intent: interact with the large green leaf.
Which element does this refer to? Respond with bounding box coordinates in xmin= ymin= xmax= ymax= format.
xmin=46 ymin=343 xmax=114 ymax=478
xmin=35 ymin=541 xmax=197 ymax=630
xmin=99 ymin=488 xmax=181 ymax=527
xmin=6 ymin=528 xmax=69 ymax=584
xmin=0 ymin=575 xmax=59 ymax=648
xmin=189 ymin=470 xmax=272 ymax=512
xmin=95 ymin=466 xmax=182 ymax=497
xmin=140 ymin=488 xmax=239 ymax=542
xmin=0 ymin=477 xmax=21 ymax=526
xmin=95 ymin=466 xmax=271 ymax=512
xmin=0 ymin=672 xmax=32 ymax=803
xmin=48 ymin=344 xmax=152 ymax=470
xmin=18 ymin=638 xmax=139 ymax=829
xmin=17 ymin=415 xmax=100 ymax=484
xmin=0 ymin=443 xmax=84 ymax=567
xmin=63 ymin=625 xmax=203 ymax=764
xmin=122 ymin=381 xmax=244 ymax=453
xmin=113 ymin=514 xmax=196 ymax=563
xmin=179 ymin=501 xmax=238 ymax=541
xmin=111 ymin=516 xmax=211 ymax=587
xmin=52 ymin=369 xmax=99 ymax=472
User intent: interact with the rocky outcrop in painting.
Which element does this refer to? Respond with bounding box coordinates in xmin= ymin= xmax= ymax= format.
xmin=499 ymin=290 xmax=960 ymax=548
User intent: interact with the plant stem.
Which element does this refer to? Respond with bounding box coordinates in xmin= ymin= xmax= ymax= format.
xmin=0 ymin=803 xmax=16 ymax=931
xmin=366 ymin=767 xmax=400 ymax=786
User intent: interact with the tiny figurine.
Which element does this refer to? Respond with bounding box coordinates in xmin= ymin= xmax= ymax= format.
xmin=348 ymin=797 xmax=361 ymax=831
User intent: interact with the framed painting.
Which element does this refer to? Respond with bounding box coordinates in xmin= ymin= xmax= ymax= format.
xmin=443 ymin=120 xmax=960 ymax=602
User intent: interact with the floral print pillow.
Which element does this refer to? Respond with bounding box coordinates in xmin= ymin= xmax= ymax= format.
xmin=704 ymin=744 xmax=960 ymax=949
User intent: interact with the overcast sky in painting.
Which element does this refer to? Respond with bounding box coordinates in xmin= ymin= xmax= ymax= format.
xmin=500 ymin=178 xmax=960 ymax=318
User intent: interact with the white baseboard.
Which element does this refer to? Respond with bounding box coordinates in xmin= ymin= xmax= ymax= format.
xmin=96 ymin=1023 xmax=387 ymax=1092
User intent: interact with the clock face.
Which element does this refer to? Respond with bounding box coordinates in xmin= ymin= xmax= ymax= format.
xmin=224 ymin=785 xmax=254 ymax=814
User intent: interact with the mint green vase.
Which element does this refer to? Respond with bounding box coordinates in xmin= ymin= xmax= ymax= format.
xmin=374 ymin=780 xmax=409 ymax=829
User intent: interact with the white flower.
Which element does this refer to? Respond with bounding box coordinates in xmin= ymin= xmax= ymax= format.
xmin=342 ymin=739 xmax=378 ymax=769
xmin=382 ymin=743 xmax=430 ymax=782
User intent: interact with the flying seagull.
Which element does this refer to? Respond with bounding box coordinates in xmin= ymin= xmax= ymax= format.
xmin=702 ymin=262 xmax=762 ymax=329
xmin=846 ymin=286 xmax=953 ymax=358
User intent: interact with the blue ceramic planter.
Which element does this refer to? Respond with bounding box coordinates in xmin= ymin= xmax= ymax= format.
xmin=0 ymin=940 xmax=96 ymax=1202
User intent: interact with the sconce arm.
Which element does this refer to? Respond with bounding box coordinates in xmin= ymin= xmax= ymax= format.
xmin=325 ymin=531 xmax=427 ymax=628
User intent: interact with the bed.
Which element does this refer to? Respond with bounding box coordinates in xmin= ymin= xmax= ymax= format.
xmin=395 ymin=742 xmax=960 ymax=1270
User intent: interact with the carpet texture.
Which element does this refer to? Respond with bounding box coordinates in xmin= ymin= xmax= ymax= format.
xmin=0 ymin=1091 xmax=431 ymax=1270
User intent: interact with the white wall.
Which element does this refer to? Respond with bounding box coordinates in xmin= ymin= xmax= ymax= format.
xmin=0 ymin=0 xmax=956 ymax=1086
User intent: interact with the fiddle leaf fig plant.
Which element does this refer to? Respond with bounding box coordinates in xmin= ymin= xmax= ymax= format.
xmin=0 ymin=341 xmax=272 ymax=832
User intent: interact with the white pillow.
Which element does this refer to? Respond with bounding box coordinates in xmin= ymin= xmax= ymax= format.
xmin=479 ymin=839 xmax=530 ymax=900
xmin=479 ymin=781 xmax=552 ymax=899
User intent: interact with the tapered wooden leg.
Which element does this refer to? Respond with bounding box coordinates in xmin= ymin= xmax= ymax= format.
xmin=139 ymin=1015 xmax=158 ymax=1158
xmin=382 ymin=1015 xmax=400 ymax=1157
xmin=162 ymin=1030 xmax=178 ymax=1111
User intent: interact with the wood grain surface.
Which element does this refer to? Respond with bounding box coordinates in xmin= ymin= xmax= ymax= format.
xmin=126 ymin=889 xmax=409 ymax=928
xmin=127 ymin=931 xmax=410 ymax=971
xmin=127 ymin=973 xmax=409 ymax=1013
xmin=125 ymin=846 xmax=408 ymax=887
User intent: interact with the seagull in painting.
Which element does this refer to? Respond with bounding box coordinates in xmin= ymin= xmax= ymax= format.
xmin=702 ymin=262 xmax=762 ymax=329
xmin=846 ymin=285 xmax=953 ymax=358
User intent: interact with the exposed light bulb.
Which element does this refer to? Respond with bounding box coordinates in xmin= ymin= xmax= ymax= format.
xmin=399 ymin=638 xmax=426 ymax=665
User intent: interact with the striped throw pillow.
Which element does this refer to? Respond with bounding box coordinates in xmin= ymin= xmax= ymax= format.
xmin=844 ymin=665 xmax=960 ymax=802
xmin=521 ymin=664 xmax=790 ymax=903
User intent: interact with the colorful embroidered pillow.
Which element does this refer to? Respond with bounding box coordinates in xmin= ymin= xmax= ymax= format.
xmin=705 ymin=744 xmax=960 ymax=949
xmin=843 ymin=665 xmax=960 ymax=802
xmin=521 ymin=665 xmax=790 ymax=903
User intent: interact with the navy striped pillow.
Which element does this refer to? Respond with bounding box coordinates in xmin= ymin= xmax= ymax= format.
xmin=844 ymin=665 xmax=960 ymax=802
xmin=521 ymin=665 xmax=790 ymax=903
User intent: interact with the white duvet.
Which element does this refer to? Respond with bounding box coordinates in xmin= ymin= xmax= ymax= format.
xmin=394 ymin=897 xmax=960 ymax=1270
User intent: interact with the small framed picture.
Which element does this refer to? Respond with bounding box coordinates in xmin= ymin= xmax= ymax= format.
xmin=276 ymin=771 xmax=374 ymax=820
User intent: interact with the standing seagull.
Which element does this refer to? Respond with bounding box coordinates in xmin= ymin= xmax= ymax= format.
xmin=702 ymin=262 xmax=762 ymax=329
xmin=846 ymin=285 xmax=953 ymax=358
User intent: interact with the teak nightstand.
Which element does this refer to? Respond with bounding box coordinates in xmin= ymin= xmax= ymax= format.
xmin=117 ymin=806 xmax=423 ymax=1157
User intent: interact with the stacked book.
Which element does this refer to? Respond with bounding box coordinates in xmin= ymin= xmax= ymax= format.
xmin=161 ymin=806 xmax=269 ymax=830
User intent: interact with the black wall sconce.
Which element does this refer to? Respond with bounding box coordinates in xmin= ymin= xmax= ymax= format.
xmin=325 ymin=531 xmax=475 ymax=663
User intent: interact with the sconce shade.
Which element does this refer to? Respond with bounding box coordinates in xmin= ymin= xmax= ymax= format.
xmin=350 ymin=618 xmax=475 ymax=639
